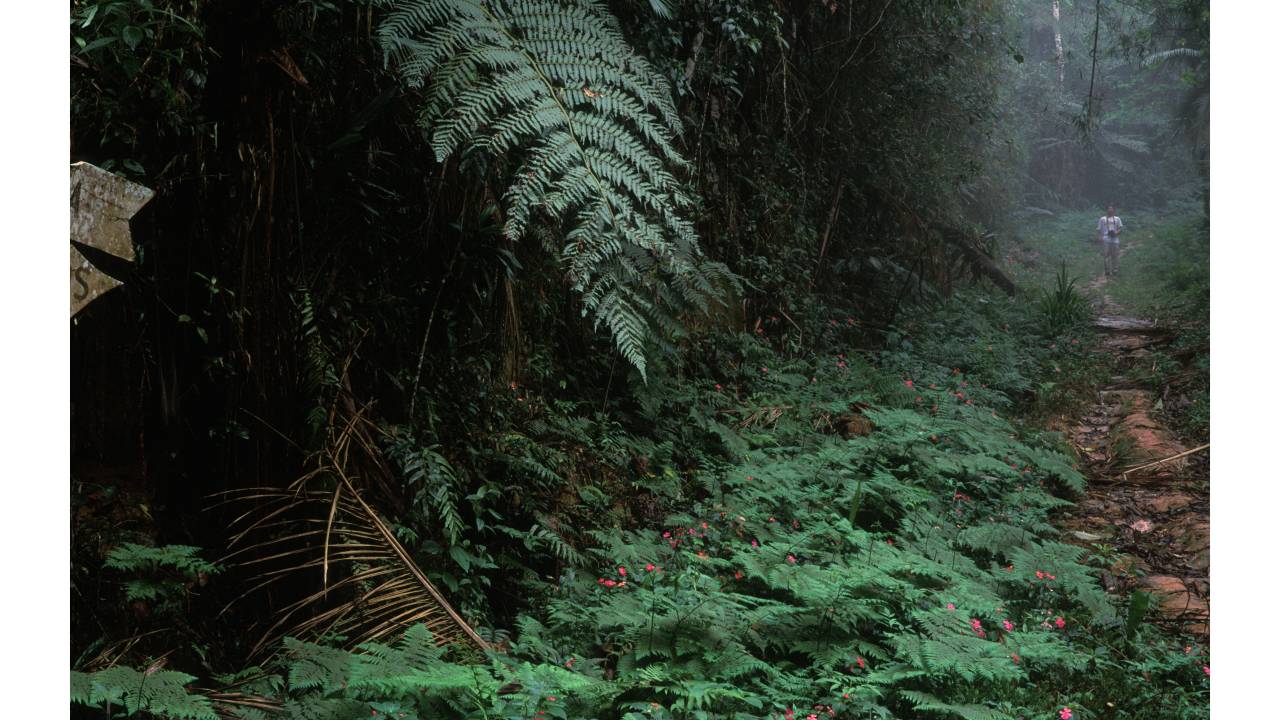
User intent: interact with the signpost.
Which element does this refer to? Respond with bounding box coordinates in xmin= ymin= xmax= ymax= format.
xmin=70 ymin=162 xmax=154 ymax=317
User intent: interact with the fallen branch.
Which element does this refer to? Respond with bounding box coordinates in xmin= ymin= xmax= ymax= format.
xmin=1119 ymin=443 xmax=1210 ymax=478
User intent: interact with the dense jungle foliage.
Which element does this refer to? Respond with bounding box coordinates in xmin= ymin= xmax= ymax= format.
xmin=70 ymin=0 xmax=1209 ymax=718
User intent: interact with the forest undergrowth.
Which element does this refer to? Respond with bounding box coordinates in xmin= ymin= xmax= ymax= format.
xmin=74 ymin=281 xmax=1210 ymax=720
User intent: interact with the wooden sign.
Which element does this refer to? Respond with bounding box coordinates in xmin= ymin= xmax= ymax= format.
xmin=70 ymin=162 xmax=154 ymax=316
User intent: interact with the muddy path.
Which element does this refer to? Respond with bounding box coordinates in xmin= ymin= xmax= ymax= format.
xmin=1061 ymin=270 xmax=1209 ymax=637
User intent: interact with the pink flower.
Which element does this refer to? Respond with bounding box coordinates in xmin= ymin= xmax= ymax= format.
xmin=1054 ymin=616 xmax=1066 ymax=629
xmin=618 ymin=566 xmax=626 ymax=576
xmin=547 ymin=696 xmax=556 ymax=702
xmin=715 ymin=383 xmax=723 ymax=391
xmin=734 ymin=570 xmax=744 ymax=580
xmin=856 ymin=656 xmax=865 ymax=669
xmin=946 ymin=603 xmax=956 ymax=611
xmin=1036 ymin=570 xmax=1045 ymax=579
xmin=970 ymin=619 xmax=982 ymax=631
xmin=1203 ymin=665 xmax=1210 ymax=676
xmin=1002 ymin=620 xmax=1014 ymax=631
xmin=603 ymin=579 xmax=616 ymax=587
xmin=1059 ymin=708 xmax=1072 ymax=720
xmin=751 ymin=539 xmax=759 ymax=547
xmin=662 ymin=531 xmax=671 ymax=538
xmin=787 ymin=554 xmax=797 ymax=564
xmin=645 ymin=563 xmax=656 ymax=571
xmin=905 ymin=379 xmax=914 ymax=388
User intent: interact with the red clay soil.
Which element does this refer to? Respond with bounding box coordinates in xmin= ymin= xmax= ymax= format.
xmin=1061 ymin=274 xmax=1209 ymax=637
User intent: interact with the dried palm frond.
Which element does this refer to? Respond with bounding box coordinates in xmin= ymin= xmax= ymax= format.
xmin=219 ymin=399 xmax=489 ymax=660
xmin=204 ymin=690 xmax=283 ymax=719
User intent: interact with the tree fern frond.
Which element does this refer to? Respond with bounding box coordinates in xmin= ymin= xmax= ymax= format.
xmin=1142 ymin=47 xmax=1203 ymax=67
xmin=379 ymin=0 xmax=735 ymax=379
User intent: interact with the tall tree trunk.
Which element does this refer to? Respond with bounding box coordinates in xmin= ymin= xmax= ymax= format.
xmin=1052 ymin=0 xmax=1065 ymax=86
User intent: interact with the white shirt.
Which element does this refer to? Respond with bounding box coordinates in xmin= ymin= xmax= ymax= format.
xmin=1097 ymin=215 xmax=1123 ymax=243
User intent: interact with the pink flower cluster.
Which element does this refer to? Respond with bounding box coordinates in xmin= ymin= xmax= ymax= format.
xmin=662 ymin=522 xmax=710 ymax=549
xmin=598 ymin=563 xmax=663 ymax=589
xmin=1040 ymin=615 xmax=1067 ymax=630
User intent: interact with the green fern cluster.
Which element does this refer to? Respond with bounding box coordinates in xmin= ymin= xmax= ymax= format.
xmin=386 ymin=432 xmax=467 ymax=545
xmin=379 ymin=0 xmax=735 ymax=378
xmin=103 ymin=543 xmax=218 ymax=606
xmin=72 ymin=666 xmax=218 ymax=720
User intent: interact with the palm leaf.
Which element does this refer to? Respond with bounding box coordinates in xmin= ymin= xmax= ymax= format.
xmin=220 ymin=402 xmax=489 ymax=659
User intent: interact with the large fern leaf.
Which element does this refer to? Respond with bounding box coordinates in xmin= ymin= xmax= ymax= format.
xmin=72 ymin=667 xmax=219 ymax=720
xmin=379 ymin=0 xmax=733 ymax=378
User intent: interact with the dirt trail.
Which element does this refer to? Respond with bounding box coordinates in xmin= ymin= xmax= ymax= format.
xmin=1062 ymin=271 xmax=1209 ymax=636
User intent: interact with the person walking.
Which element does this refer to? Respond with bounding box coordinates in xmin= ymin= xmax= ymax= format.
xmin=1097 ymin=206 xmax=1124 ymax=276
